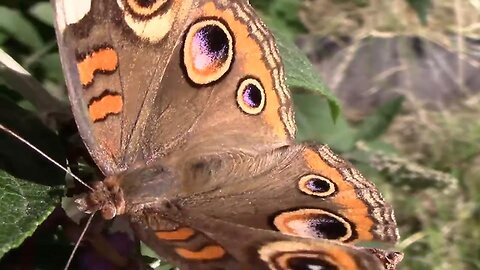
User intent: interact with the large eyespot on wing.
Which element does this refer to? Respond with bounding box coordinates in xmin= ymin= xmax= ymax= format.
xmin=259 ymin=241 xmax=381 ymax=270
xmin=182 ymin=18 xmax=234 ymax=86
xmin=273 ymin=209 xmax=356 ymax=243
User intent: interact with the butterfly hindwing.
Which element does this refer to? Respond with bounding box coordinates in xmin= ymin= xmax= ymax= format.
xmin=130 ymin=207 xmax=385 ymax=270
xmin=78 ymin=143 xmax=399 ymax=268
xmin=157 ymin=143 xmax=399 ymax=245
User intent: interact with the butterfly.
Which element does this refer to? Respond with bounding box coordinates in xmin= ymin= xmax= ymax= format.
xmin=51 ymin=0 xmax=401 ymax=269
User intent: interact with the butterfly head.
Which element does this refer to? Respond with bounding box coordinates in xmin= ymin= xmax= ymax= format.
xmin=75 ymin=176 xmax=126 ymax=220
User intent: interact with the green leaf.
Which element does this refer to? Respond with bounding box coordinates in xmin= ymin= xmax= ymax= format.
xmin=356 ymin=97 xmax=404 ymax=141
xmin=40 ymin=53 xmax=64 ymax=83
xmin=270 ymin=26 xmax=341 ymax=120
xmin=28 ymin=2 xmax=54 ymax=26
xmin=0 ymin=171 xmax=61 ymax=259
xmin=0 ymin=32 xmax=7 ymax=45
xmin=0 ymin=48 xmax=70 ymax=127
xmin=252 ymin=0 xmax=306 ymax=39
xmin=0 ymin=6 xmax=44 ymax=50
xmin=0 ymin=94 xmax=66 ymax=186
xmin=141 ymin=242 xmax=175 ymax=270
xmin=406 ymin=0 xmax=431 ymax=24
xmin=294 ymin=94 xmax=356 ymax=152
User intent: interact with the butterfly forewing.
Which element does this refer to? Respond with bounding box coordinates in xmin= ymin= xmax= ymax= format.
xmin=53 ymin=0 xmax=295 ymax=176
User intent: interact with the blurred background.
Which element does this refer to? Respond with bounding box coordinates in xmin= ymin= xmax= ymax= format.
xmin=0 ymin=0 xmax=479 ymax=269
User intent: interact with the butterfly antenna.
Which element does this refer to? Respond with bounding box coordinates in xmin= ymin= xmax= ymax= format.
xmin=64 ymin=212 xmax=96 ymax=270
xmin=0 ymin=123 xmax=94 ymax=191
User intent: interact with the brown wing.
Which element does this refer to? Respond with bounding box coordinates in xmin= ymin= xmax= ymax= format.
xmin=171 ymin=143 xmax=399 ymax=245
xmin=53 ymin=0 xmax=295 ymax=175
xmin=130 ymin=207 xmax=384 ymax=270
xmin=77 ymin=144 xmax=398 ymax=269
xmin=118 ymin=143 xmax=398 ymax=245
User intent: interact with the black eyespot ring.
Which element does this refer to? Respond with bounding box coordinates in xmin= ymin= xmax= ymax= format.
xmin=258 ymin=241 xmax=343 ymax=270
xmin=123 ymin=0 xmax=170 ymax=18
xmin=287 ymin=256 xmax=339 ymax=270
xmin=273 ymin=209 xmax=354 ymax=242
xmin=298 ymin=174 xmax=337 ymax=197
xmin=236 ymin=77 xmax=266 ymax=115
xmin=182 ymin=18 xmax=234 ymax=86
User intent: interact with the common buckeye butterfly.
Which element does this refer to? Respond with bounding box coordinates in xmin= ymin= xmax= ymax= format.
xmin=51 ymin=0 xmax=401 ymax=269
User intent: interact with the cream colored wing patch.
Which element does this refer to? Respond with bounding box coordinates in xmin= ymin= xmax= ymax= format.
xmin=116 ymin=0 xmax=193 ymax=43
xmin=54 ymin=0 xmax=92 ymax=33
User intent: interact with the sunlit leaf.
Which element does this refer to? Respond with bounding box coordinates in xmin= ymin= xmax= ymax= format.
xmin=0 ymin=171 xmax=61 ymax=259
xmin=0 ymin=6 xmax=44 ymax=49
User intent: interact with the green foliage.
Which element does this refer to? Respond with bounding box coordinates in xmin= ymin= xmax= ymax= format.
xmin=0 ymin=90 xmax=65 ymax=261
xmin=294 ymin=94 xmax=356 ymax=152
xmin=250 ymin=0 xmax=307 ymax=39
xmin=0 ymin=95 xmax=66 ymax=186
xmin=272 ymin=27 xmax=340 ymax=120
xmin=356 ymin=97 xmax=404 ymax=141
xmin=28 ymin=2 xmax=54 ymax=26
xmin=0 ymin=6 xmax=44 ymax=50
xmin=406 ymin=0 xmax=432 ymax=24
xmin=248 ymin=0 xmax=341 ymax=117
xmin=141 ymin=242 xmax=176 ymax=270
xmin=0 ymin=171 xmax=61 ymax=258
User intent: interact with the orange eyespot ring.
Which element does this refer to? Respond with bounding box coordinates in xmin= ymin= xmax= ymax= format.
xmin=259 ymin=241 xmax=358 ymax=270
xmin=123 ymin=0 xmax=169 ymax=18
xmin=273 ymin=209 xmax=354 ymax=242
xmin=236 ymin=77 xmax=266 ymax=115
xmin=274 ymin=252 xmax=339 ymax=270
xmin=298 ymin=174 xmax=337 ymax=197
xmin=182 ymin=18 xmax=234 ymax=86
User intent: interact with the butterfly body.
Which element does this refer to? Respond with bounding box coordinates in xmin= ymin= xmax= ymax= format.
xmin=53 ymin=0 xmax=401 ymax=269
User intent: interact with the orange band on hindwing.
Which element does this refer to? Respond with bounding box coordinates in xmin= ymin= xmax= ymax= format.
xmin=155 ymin=227 xmax=195 ymax=241
xmin=175 ymin=245 xmax=226 ymax=260
xmin=88 ymin=91 xmax=123 ymax=122
xmin=302 ymin=147 xmax=375 ymax=241
xmin=76 ymin=46 xmax=118 ymax=87
xmin=154 ymin=227 xmax=226 ymax=261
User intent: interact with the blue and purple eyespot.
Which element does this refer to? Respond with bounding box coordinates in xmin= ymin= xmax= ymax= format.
xmin=183 ymin=18 xmax=234 ymax=85
xmin=285 ymin=256 xmax=338 ymax=270
xmin=273 ymin=209 xmax=354 ymax=242
xmin=298 ymin=174 xmax=337 ymax=197
xmin=259 ymin=241 xmax=345 ymax=270
xmin=183 ymin=18 xmax=267 ymax=115
xmin=236 ymin=78 xmax=266 ymax=115
xmin=192 ymin=24 xmax=229 ymax=70
xmin=133 ymin=0 xmax=157 ymax=8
